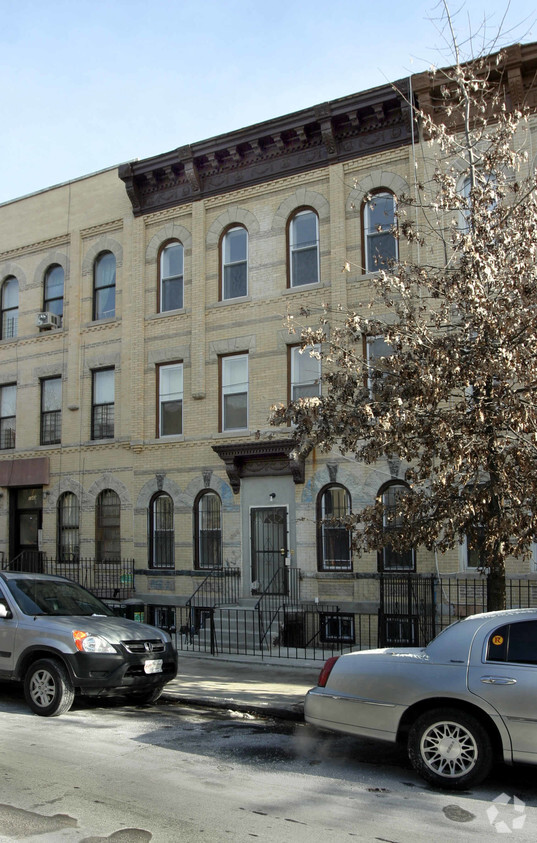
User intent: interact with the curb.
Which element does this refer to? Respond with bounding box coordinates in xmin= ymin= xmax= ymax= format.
xmin=160 ymin=692 xmax=305 ymax=722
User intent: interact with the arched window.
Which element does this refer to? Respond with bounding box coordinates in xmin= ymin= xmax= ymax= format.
xmin=95 ymin=489 xmax=120 ymax=562
xmin=93 ymin=251 xmax=116 ymax=320
xmin=194 ymin=491 xmax=222 ymax=569
xmin=159 ymin=241 xmax=184 ymax=312
xmin=149 ymin=493 xmax=174 ymax=569
xmin=317 ymin=484 xmax=352 ymax=571
xmin=44 ymin=264 xmax=64 ymax=317
xmin=288 ymin=209 xmax=319 ymax=287
xmin=57 ymin=492 xmax=79 ymax=562
xmin=221 ymin=226 xmax=248 ymax=299
xmin=363 ymin=191 xmax=397 ymax=272
xmin=1 ymin=276 xmax=18 ymax=340
xmin=378 ymin=482 xmax=415 ymax=571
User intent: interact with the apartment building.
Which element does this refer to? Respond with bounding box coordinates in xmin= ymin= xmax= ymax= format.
xmin=1 ymin=43 xmax=536 ymax=652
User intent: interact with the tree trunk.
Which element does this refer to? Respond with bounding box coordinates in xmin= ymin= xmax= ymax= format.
xmin=487 ymin=556 xmax=506 ymax=611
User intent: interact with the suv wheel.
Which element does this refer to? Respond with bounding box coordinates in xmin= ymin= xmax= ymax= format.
xmin=408 ymin=707 xmax=493 ymax=789
xmin=24 ymin=659 xmax=75 ymax=717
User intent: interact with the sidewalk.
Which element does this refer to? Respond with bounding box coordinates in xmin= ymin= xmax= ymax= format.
xmin=161 ymin=653 xmax=322 ymax=721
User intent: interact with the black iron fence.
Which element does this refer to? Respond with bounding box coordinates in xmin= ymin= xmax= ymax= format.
xmin=1 ymin=553 xmax=135 ymax=601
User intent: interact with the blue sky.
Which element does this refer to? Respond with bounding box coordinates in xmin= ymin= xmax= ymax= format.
xmin=0 ymin=0 xmax=535 ymax=204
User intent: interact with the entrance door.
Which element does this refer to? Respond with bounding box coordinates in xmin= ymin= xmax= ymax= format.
xmin=250 ymin=507 xmax=288 ymax=594
xmin=10 ymin=487 xmax=43 ymax=570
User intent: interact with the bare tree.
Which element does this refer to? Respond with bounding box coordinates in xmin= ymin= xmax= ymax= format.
xmin=271 ymin=6 xmax=537 ymax=609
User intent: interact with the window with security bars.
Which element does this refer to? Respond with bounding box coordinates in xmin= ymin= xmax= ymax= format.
xmin=95 ymin=489 xmax=121 ymax=562
xmin=0 ymin=384 xmax=16 ymax=450
xmin=317 ymin=485 xmax=352 ymax=571
xmin=195 ymin=491 xmax=222 ymax=569
xmin=320 ymin=613 xmax=355 ymax=643
xmin=149 ymin=493 xmax=174 ymax=569
xmin=92 ymin=369 xmax=114 ymax=439
xmin=379 ymin=482 xmax=415 ymax=571
xmin=57 ymin=492 xmax=80 ymax=561
xmin=41 ymin=377 xmax=61 ymax=445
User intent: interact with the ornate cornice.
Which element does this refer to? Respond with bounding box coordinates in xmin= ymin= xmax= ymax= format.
xmin=212 ymin=438 xmax=305 ymax=494
xmin=119 ymin=81 xmax=412 ymax=216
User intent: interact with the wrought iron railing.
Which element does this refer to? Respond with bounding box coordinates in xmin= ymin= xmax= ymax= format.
xmin=2 ymin=553 xmax=135 ymax=601
xmin=255 ymin=566 xmax=301 ymax=648
xmin=186 ymin=566 xmax=241 ymax=609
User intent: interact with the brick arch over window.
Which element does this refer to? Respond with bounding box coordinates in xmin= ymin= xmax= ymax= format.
xmin=346 ymin=171 xmax=409 ymax=215
xmin=0 ymin=263 xmax=26 ymax=291
xmin=33 ymin=251 xmax=69 ymax=286
xmin=206 ymin=206 xmax=260 ymax=248
xmin=81 ymin=236 xmax=123 ymax=277
xmin=135 ymin=476 xmax=182 ymax=510
xmin=146 ymin=223 xmax=192 ymax=263
xmin=272 ymin=189 xmax=329 ymax=232
xmin=88 ymin=473 xmax=131 ymax=507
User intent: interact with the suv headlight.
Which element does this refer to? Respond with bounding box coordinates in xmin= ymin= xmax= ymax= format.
xmin=73 ymin=630 xmax=116 ymax=654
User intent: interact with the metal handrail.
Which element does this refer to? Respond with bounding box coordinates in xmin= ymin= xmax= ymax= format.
xmin=255 ymin=566 xmax=301 ymax=648
xmin=186 ymin=566 xmax=240 ymax=609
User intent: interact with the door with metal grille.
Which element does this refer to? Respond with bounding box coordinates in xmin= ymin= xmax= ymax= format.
xmin=250 ymin=507 xmax=288 ymax=594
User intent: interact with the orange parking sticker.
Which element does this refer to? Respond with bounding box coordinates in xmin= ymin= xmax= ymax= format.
xmin=492 ymin=635 xmax=504 ymax=646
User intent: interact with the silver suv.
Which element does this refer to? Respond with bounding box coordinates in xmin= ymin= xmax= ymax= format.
xmin=0 ymin=572 xmax=178 ymax=716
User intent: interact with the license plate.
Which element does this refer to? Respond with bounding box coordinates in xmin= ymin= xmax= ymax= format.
xmin=144 ymin=659 xmax=163 ymax=674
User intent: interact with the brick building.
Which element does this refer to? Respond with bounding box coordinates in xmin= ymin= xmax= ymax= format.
xmin=1 ymin=43 xmax=536 ymax=654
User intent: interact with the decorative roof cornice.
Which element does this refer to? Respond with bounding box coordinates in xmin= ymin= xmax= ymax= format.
xmin=119 ymin=81 xmax=412 ymax=216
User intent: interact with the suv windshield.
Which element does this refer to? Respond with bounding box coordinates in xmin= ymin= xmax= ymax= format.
xmin=8 ymin=578 xmax=115 ymax=617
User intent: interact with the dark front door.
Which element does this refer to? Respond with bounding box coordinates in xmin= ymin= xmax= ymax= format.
xmin=10 ymin=487 xmax=43 ymax=570
xmin=250 ymin=506 xmax=288 ymax=594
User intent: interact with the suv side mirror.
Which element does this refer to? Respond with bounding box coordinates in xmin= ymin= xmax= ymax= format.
xmin=0 ymin=602 xmax=12 ymax=619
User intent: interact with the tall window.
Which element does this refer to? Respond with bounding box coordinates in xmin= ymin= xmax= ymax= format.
xmin=159 ymin=241 xmax=183 ymax=312
xmin=44 ymin=264 xmax=64 ymax=316
xmin=95 ymin=489 xmax=121 ymax=561
xmin=149 ymin=493 xmax=174 ymax=569
xmin=194 ymin=491 xmax=222 ymax=569
xmin=1 ymin=277 xmax=18 ymax=340
xmin=158 ymin=363 xmax=183 ymax=437
xmin=289 ymin=209 xmax=319 ymax=287
xmin=92 ymin=369 xmax=114 ymax=440
xmin=221 ymin=354 xmax=248 ymax=431
xmin=57 ymin=492 xmax=80 ymax=561
xmin=317 ymin=485 xmax=352 ymax=571
xmin=365 ymin=335 xmax=393 ymax=400
xmin=290 ymin=344 xmax=321 ymax=401
xmin=40 ymin=377 xmax=61 ymax=445
xmin=363 ymin=191 xmax=397 ymax=272
xmin=0 ymin=384 xmax=16 ymax=450
xmin=221 ymin=226 xmax=248 ymax=299
xmin=93 ymin=251 xmax=116 ymax=320
xmin=378 ymin=482 xmax=415 ymax=571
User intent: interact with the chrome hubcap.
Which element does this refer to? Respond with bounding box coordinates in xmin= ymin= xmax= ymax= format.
xmin=30 ymin=670 xmax=56 ymax=707
xmin=420 ymin=721 xmax=478 ymax=778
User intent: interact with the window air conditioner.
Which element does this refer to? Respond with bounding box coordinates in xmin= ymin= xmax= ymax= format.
xmin=36 ymin=311 xmax=61 ymax=329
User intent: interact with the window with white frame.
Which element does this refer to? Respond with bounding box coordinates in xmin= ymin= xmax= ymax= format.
xmin=0 ymin=384 xmax=16 ymax=449
xmin=365 ymin=335 xmax=393 ymax=400
xmin=221 ymin=354 xmax=248 ymax=431
xmin=222 ymin=227 xmax=248 ymax=299
xmin=290 ymin=344 xmax=321 ymax=401
xmin=363 ymin=191 xmax=397 ymax=272
xmin=320 ymin=613 xmax=355 ymax=643
xmin=159 ymin=241 xmax=184 ymax=312
xmin=92 ymin=369 xmax=114 ymax=440
xmin=158 ymin=363 xmax=183 ymax=437
xmin=289 ymin=210 xmax=319 ymax=287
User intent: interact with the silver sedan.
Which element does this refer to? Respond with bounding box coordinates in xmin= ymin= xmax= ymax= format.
xmin=305 ymin=608 xmax=537 ymax=788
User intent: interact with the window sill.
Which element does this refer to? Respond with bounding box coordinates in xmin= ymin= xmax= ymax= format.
xmin=148 ymin=308 xmax=187 ymax=320
xmin=85 ymin=317 xmax=119 ymax=329
xmin=284 ymin=281 xmax=324 ymax=294
xmin=210 ymin=296 xmax=251 ymax=308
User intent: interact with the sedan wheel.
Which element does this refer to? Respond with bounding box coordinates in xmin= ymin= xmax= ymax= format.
xmin=24 ymin=659 xmax=75 ymax=717
xmin=408 ymin=708 xmax=493 ymax=789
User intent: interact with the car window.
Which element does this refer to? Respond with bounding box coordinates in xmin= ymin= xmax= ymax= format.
xmin=486 ymin=620 xmax=537 ymax=665
xmin=8 ymin=578 xmax=115 ymax=617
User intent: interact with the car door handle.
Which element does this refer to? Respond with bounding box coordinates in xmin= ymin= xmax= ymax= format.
xmin=480 ymin=676 xmax=517 ymax=685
